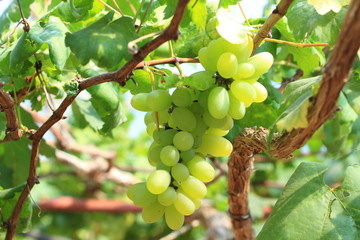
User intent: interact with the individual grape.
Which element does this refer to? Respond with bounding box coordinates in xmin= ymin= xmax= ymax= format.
xmin=198 ymin=47 xmax=215 ymax=73
xmin=146 ymin=122 xmax=157 ymax=137
xmin=233 ymin=62 xmax=255 ymax=80
xmin=173 ymin=131 xmax=194 ymax=151
xmin=220 ymin=115 xmax=234 ymax=131
xmin=196 ymin=134 xmax=233 ymax=157
xmin=202 ymin=110 xmax=227 ymax=129
xmin=157 ymin=129 xmax=178 ymax=146
xmin=167 ymin=115 xmax=177 ymax=129
xmin=171 ymin=107 xmax=197 ymax=131
xmin=172 ymin=87 xmax=193 ymax=107
xmin=187 ymin=156 xmax=215 ymax=183
xmin=198 ymin=88 xmax=211 ymax=109
xmin=177 ymin=188 xmax=201 ymax=210
xmin=191 ymin=115 xmax=207 ymax=137
xmin=230 ymin=80 xmax=257 ymax=106
xmin=147 ymin=145 xmax=162 ymax=166
xmin=228 ymin=90 xmax=246 ymax=120
xmin=144 ymin=112 xmax=153 ymax=125
xmin=131 ymin=93 xmax=151 ymax=111
xmin=236 ymin=34 xmax=254 ymax=63
xmin=171 ymin=163 xmax=189 ymax=183
xmin=158 ymin=187 xmax=177 ymax=206
xmin=181 ymin=176 xmax=207 ymax=199
xmin=206 ymin=38 xmax=225 ymax=72
xmin=128 ymin=182 xmax=157 ymax=207
xmin=206 ymin=128 xmax=229 ymax=136
xmin=165 ymin=205 xmax=184 ymax=230
xmin=142 ymin=201 xmax=165 ymax=223
xmin=160 ymin=145 xmax=180 ymax=166
xmin=189 ymin=101 xmax=204 ymax=115
xmin=180 ymin=148 xmax=196 ymax=162
xmin=152 ymin=110 xmax=170 ymax=125
xmin=252 ymin=82 xmax=268 ymax=103
xmin=193 ymin=135 xmax=203 ymax=149
xmin=246 ymin=52 xmax=273 ymax=78
xmin=217 ymin=52 xmax=238 ymax=79
xmin=146 ymin=170 xmax=171 ymax=194
xmin=186 ymin=71 xmax=215 ymax=91
xmin=156 ymin=162 xmax=171 ymax=171
xmin=174 ymin=191 xmax=196 ymax=215
xmin=206 ymin=16 xmax=220 ymax=40
xmin=208 ymin=86 xmax=230 ymax=119
xmin=147 ymin=89 xmax=172 ymax=111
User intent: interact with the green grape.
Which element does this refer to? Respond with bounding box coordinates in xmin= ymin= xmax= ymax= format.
xmin=252 ymin=82 xmax=268 ymax=103
xmin=171 ymin=163 xmax=189 ymax=183
xmin=158 ymin=187 xmax=177 ymax=206
xmin=157 ymin=129 xmax=178 ymax=146
xmin=196 ymin=134 xmax=233 ymax=157
xmin=165 ymin=205 xmax=184 ymax=230
xmin=233 ymin=62 xmax=255 ymax=80
xmin=230 ymin=80 xmax=257 ymax=106
xmin=173 ymin=131 xmax=194 ymax=151
xmin=206 ymin=38 xmax=225 ymax=72
xmin=172 ymin=87 xmax=193 ymax=107
xmin=174 ymin=191 xmax=196 ymax=215
xmin=146 ymin=170 xmax=171 ymax=194
xmin=142 ymin=201 xmax=165 ymax=223
xmin=146 ymin=122 xmax=157 ymax=137
xmin=171 ymin=107 xmax=197 ymax=131
xmin=198 ymin=88 xmax=211 ymax=109
xmin=222 ymin=37 xmax=248 ymax=60
xmin=156 ymin=161 xmax=171 ymax=171
xmin=208 ymin=86 xmax=230 ymax=119
xmin=189 ymin=101 xmax=204 ymax=115
xmin=186 ymin=71 xmax=215 ymax=91
xmin=160 ymin=145 xmax=180 ymax=166
xmin=206 ymin=16 xmax=220 ymax=40
xmin=236 ymin=34 xmax=254 ymax=63
xmin=167 ymin=115 xmax=177 ymax=129
xmin=147 ymin=144 xmax=162 ymax=166
xmin=198 ymin=47 xmax=214 ymax=73
xmin=128 ymin=182 xmax=157 ymax=207
xmin=177 ymin=188 xmax=201 ymax=209
xmin=205 ymin=128 xmax=229 ymax=136
xmin=131 ymin=93 xmax=151 ymax=111
xmin=147 ymin=89 xmax=172 ymax=111
xmin=181 ymin=176 xmax=207 ymax=199
xmin=152 ymin=110 xmax=170 ymax=125
xmin=187 ymin=156 xmax=215 ymax=182
xmin=193 ymin=135 xmax=203 ymax=149
xmin=217 ymin=52 xmax=238 ymax=79
xmin=220 ymin=115 xmax=234 ymax=131
xmin=246 ymin=52 xmax=273 ymax=79
xmin=191 ymin=115 xmax=207 ymax=137
xmin=180 ymin=148 xmax=196 ymax=162
xmin=144 ymin=112 xmax=153 ymax=125
xmin=202 ymin=110 xmax=227 ymax=129
xmin=228 ymin=90 xmax=246 ymax=120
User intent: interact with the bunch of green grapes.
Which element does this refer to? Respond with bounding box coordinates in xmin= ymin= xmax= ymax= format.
xmin=129 ymin=86 xmax=233 ymax=230
xmin=127 ymin=33 xmax=273 ymax=231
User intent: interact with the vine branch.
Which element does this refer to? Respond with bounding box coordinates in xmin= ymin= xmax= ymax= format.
xmin=0 ymin=84 xmax=22 ymax=143
xmin=252 ymin=0 xmax=294 ymax=53
xmin=5 ymin=0 xmax=190 ymax=239
xmin=229 ymin=0 xmax=360 ymax=239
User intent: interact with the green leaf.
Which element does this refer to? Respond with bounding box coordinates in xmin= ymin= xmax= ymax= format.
xmin=218 ymin=0 xmax=239 ymax=8
xmin=29 ymin=16 xmax=70 ymax=70
xmin=9 ymin=33 xmax=41 ymax=72
xmin=72 ymin=98 xmax=104 ymax=131
xmin=287 ymin=0 xmax=346 ymax=45
xmin=182 ymin=0 xmax=207 ymax=29
xmin=65 ymin=13 xmax=138 ymax=69
xmin=343 ymin=72 xmax=360 ymax=114
xmin=257 ymin=163 xmax=359 ymax=240
xmin=275 ymin=77 xmax=321 ymax=132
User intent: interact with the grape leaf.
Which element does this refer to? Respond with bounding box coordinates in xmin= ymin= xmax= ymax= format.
xmin=29 ymin=16 xmax=70 ymax=70
xmin=307 ymin=0 xmax=350 ymax=15
xmin=257 ymin=163 xmax=359 ymax=240
xmin=218 ymin=0 xmax=239 ymax=8
xmin=65 ymin=12 xmax=138 ymax=69
xmin=181 ymin=0 xmax=207 ymax=29
xmin=343 ymin=72 xmax=360 ymax=114
xmin=287 ymin=0 xmax=346 ymax=45
xmin=275 ymin=77 xmax=321 ymax=132
xmin=72 ymin=98 xmax=104 ymax=131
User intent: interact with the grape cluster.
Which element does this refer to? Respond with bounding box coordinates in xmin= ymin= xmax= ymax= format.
xmin=128 ymin=35 xmax=273 ymax=230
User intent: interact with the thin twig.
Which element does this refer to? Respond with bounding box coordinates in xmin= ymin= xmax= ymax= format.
xmin=237 ymin=2 xmax=254 ymax=37
xmin=111 ymin=0 xmax=123 ymax=15
xmin=97 ymin=0 xmax=123 ymax=16
xmin=137 ymin=0 xmax=154 ymax=33
xmin=264 ymin=38 xmax=329 ymax=48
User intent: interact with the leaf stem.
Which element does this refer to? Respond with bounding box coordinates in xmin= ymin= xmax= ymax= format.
xmin=137 ymin=0 xmax=154 ymax=33
xmin=237 ymin=2 xmax=254 ymax=37
xmin=97 ymin=0 xmax=123 ymax=16
xmin=264 ymin=38 xmax=330 ymax=48
xmin=144 ymin=65 xmax=160 ymax=131
xmin=133 ymin=0 xmax=146 ymax=25
xmin=111 ymin=0 xmax=123 ymax=15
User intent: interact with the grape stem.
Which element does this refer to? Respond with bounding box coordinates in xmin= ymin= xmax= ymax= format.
xmin=237 ymin=2 xmax=254 ymax=37
xmin=145 ymin=65 xmax=160 ymax=131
